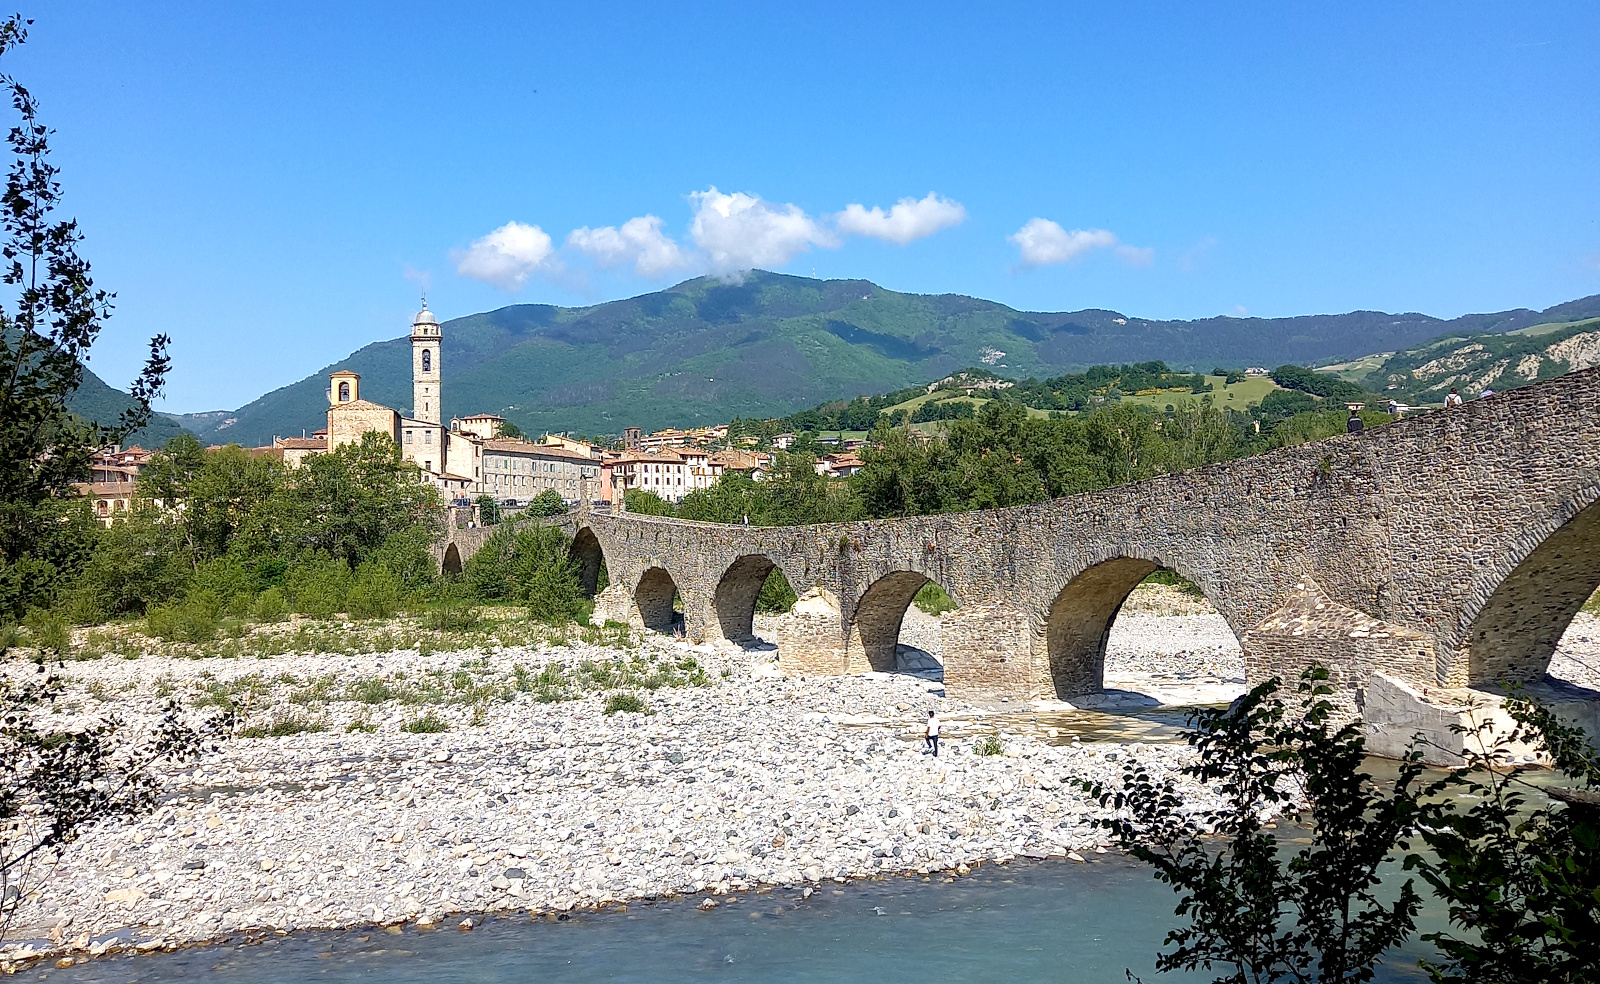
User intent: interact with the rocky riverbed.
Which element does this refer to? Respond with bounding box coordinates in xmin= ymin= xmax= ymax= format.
xmin=4 ymin=597 xmax=1596 ymax=968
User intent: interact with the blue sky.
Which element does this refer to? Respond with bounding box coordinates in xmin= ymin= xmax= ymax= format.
xmin=14 ymin=2 xmax=1599 ymax=411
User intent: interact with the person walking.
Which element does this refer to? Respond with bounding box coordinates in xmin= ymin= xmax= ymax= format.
xmin=1445 ymin=387 xmax=1463 ymax=408
xmin=1346 ymin=409 xmax=1364 ymax=434
xmin=924 ymin=710 xmax=941 ymax=757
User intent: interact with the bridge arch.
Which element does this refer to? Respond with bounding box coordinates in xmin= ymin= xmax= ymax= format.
xmin=712 ymin=554 xmax=800 ymax=645
xmin=441 ymin=542 xmax=463 ymax=577
xmin=1454 ymin=483 xmax=1600 ymax=686
xmin=635 ymin=566 xmax=683 ymax=635
xmin=849 ymin=570 xmax=957 ymax=674
xmin=569 ymin=527 xmax=607 ymax=600
xmin=1042 ymin=555 xmax=1234 ymax=698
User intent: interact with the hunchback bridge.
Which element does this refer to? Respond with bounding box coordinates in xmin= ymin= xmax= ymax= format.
xmin=440 ymin=367 xmax=1600 ymax=710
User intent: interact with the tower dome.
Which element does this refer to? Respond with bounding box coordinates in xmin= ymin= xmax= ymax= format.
xmin=413 ymin=303 xmax=438 ymax=327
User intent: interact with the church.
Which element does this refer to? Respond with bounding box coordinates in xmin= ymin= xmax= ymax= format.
xmin=316 ymin=303 xmax=602 ymax=500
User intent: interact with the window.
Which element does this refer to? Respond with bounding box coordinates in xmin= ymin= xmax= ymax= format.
xmin=424 ymin=431 xmax=432 ymax=445
xmin=405 ymin=430 xmax=413 ymax=444
xmin=422 ymin=349 xmax=432 ymax=373
xmin=338 ymin=381 xmax=350 ymax=402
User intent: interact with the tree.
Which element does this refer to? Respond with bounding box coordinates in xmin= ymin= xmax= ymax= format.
xmin=474 ymin=493 xmax=499 ymax=526
xmin=1410 ymin=699 xmax=1600 ymax=983
xmin=0 ymin=15 xmax=169 ymax=619
xmin=498 ymin=420 xmax=524 ymax=439
xmin=0 ymin=20 xmax=212 ymax=948
xmin=1083 ymin=668 xmax=1433 ymax=984
xmin=265 ymin=432 xmax=442 ymax=565
xmin=527 ymin=488 xmax=566 ymax=517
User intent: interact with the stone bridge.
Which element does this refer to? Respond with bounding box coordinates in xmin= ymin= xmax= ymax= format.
xmin=437 ymin=367 xmax=1600 ymax=707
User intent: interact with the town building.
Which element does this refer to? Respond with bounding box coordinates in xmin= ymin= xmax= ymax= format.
xmin=610 ymin=449 xmax=698 ymax=502
xmin=480 ymin=439 xmax=604 ymax=502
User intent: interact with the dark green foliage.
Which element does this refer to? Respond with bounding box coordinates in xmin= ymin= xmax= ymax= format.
xmin=475 ymin=494 xmax=499 ymax=526
xmin=755 ymin=567 xmax=797 ymax=614
xmin=1083 ymin=668 xmax=1433 ymax=984
xmin=528 ymin=488 xmax=567 ymax=517
xmin=401 ymin=712 xmax=450 ymax=733
xmin=0 ymin=16 xmax=170 ymax=625
xmin=1410 ymin=699 xmax=1600 ymax=983
xmin=623 ymin=488 xmax=675 ymax=516
xmin=344 ymin=561 xmax=402 ymax=620
xmin=1270 ymin=364 xmax=1367 ymax=402
xmin=461 ymin=523 xmax=586 ymax=625
xmin=603 ymin=691 xmax=651 ymax=716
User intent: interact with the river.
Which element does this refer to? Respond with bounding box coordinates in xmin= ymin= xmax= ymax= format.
xmin=44 ymin=855 xmax=1444 ymax=984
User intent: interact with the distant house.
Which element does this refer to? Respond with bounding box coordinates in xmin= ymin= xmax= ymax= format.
xmin=710 ymin=448 xmax=771 ymax=481
xmin=273 ymin=432 xmax=328 ymax=469
xmin=1244 ymin=367 xmax=1270 ymax=376
xmin=817 ymin=452 xmax=865 ymax=478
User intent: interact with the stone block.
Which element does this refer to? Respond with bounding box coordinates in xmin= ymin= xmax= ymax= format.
xmin=1363 ymin=671 xmax=1600 ymax=767
xmin=942 ymin=605 xmax=1048 ymax=703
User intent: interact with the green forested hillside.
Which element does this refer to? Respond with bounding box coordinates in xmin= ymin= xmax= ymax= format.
xmin=67 ymin=366 xmax=188 ymax=447
xmin=167 ymin=272 xmax=1600 ymax=445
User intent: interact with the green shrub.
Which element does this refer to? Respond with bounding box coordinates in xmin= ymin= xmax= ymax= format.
xmin=976 ymin=734 xmax=1003 ymax=756
xmin=603 ymin=691 xmax=652 ymax=716
xmin=425 ymin=584 xmax=479 ymax=631
xmin=238 ymin=713 xmax=326 ymax=738
xmin=188 ymin=556 xmax=256 ymax=613
xmin=347 ymin=677 xmax=397 ymax=704
xmin=346 ymin=562 xmax=402 ymax=620
xmin=755 ymin=567 xmax=797 ymax=614
xmin=913 ymin=582 xmax=957 ymax=615
xmin=251 ymin=586 xmax=290 ymax=623
xmin=526 ymin=562 xmax=584 ymax=626
xmin=145 ymin=598 xmax=220 ymax=643
xmin=402 ymin=712 xmax=451 ymax=733
xmin=22 ymin=608 xmax=70 ymax=655
xmin=285 ymin=556 xmax=351 ymax=618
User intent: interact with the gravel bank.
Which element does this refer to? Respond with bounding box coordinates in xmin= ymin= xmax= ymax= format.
xmin=6 ymin=601 xmax=1595 ymax=966
xmin=3 ymin=632 xmax=1227 ymax=965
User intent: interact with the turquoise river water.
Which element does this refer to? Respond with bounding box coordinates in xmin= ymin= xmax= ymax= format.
xmin=41 ymin=857 xmax=1443 ymax=984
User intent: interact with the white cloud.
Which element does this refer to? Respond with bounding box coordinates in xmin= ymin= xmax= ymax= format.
xmin=835 ymin=192 xmax=966 ymax=244
xmin=688 ymin=187 xmax=837 ymax=277
xmin=565 ymin=215 xmax=689 ymax=278
xmin=1007 ymin=218 xmax=1151 ymax=268
xmin=453 ymin=221 xmax=557 ymax=291
xmin=1115 ymin=244 xmax=1155 ymax=266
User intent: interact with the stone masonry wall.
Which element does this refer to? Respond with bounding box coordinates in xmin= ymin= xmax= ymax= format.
xmin=438 ymin=367 xmax=1600 ymax=705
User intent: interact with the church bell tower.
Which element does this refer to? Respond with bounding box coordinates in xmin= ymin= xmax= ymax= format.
xmin=411 ymin=300 xmax=441 ymax=424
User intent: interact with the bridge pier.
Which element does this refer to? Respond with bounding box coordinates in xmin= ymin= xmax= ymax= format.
xmin=941 ymin=605 xmax=1047 ymax=703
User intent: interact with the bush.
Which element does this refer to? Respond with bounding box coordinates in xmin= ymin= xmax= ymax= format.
xmin=526 ymin=562 xmax=584 ymax=626
xmin=21 ymin=608 xmax=69 ymax=656
xmin=976 ymin=734 xmax=1003 ymax=756
xmin=188 ymin=556 xmax=256 ymax=613
xmin=755 ymin=567 xmax=797 ymax=613
xmin=345 ymin=562 xmax=402 ymax=620
xmin=285 ymin=556 xmax=351 ymax=618
xmin=603 ymin=691 xmax=651 ymax=716
xmin=145 ymin=598 xmax=220 ymax=643
xmin=424 ymin=583 xmax=479 ymax=631
xmin=913 ymin=582 xmax=957 ymax=615
xmin=402 ymin=712 xmax=450 ymax=733
xmin=251 ymin=586 xmax=289 ymax=623
xmin=237 ymin=713 xmax=326 ymax=738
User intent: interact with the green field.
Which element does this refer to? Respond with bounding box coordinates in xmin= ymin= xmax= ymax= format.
xmin=1507 ymin=316 xmax=1600 ymax=338
xmin=1116 ymin=375 xmax=1282 ymax=412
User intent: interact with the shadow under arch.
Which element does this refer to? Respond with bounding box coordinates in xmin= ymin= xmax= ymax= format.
xmin=441 ymin=542 xmax=463 ymax=577
xmin=850 ymin=570 xmax=954 ymax=674
xmin=712 ymin=554 xmax=791 ymax=645
xmin=1044 ymin=557 xmax=1231 ymax=698
xmin=1458 ymin=493 xmax=1600 ymax=686
xmin=635 ymin=566 xmax=682 ymax=634
xmin=569 ymin=527 xmax=606 ymax=599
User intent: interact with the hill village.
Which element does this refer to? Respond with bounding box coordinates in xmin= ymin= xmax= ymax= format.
xmin=78 ymin=304 xmax=869 ymax=523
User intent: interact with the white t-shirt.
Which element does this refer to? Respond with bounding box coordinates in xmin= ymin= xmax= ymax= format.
xmin=926 ymin=716 xmax=940 ymax=737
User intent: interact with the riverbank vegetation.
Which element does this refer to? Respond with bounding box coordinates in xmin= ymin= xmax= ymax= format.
xmin=1088 ymin=667 xmax=1600 ymax=984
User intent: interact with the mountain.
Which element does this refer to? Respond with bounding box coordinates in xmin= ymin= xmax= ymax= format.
xmin=1322 ymin=315 xmax=1600 ymax=404
xmin=68 ymin=365 xmax=189 ymax=448
xmin=166 ymin=272 xmax=1600 ymax=446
